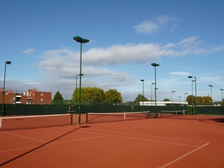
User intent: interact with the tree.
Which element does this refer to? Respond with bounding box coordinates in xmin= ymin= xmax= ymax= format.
xmin=197 ymin=96 xmax=212 ymax=105
xmin=134 ymin=94 xmax=148 ymax=104
xmin=52 ymin=91 xmax=64 ymax=104
xmin=186 ymin=95 xmax=196 ymax=105
xmin=90 ymin=87 xmax=105 ymax=104
xmin=72 ymin=87 xmax=105 ymax=105
xmin=104 ymin=89 xmax=122 ymax=105
xmin=186 ymin=95 xmax=212 ymax=105
xmin=164 ymin=98 xmax=170 ymax=101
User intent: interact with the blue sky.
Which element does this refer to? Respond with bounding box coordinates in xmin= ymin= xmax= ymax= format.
xmin=0 ymin=0 xmax=224 ymax=102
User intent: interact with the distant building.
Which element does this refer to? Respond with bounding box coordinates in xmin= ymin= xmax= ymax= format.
xmin=0 ymin=88 xmax=51 ymax=105
xmin=139 ymin=101 xmax=188 ymax=106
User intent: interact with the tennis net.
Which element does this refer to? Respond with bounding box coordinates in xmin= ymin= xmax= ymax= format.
xmin=86 ymin=111 xmax=150 ymax=124
xmin=159 ymin=110 xmax=187 ymax=118
xmin=0 ymin=114 xmax=71 ymax=131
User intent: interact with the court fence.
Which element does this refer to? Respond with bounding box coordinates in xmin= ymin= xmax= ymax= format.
xmin=0 ymin=104 xmax=223 ymax=116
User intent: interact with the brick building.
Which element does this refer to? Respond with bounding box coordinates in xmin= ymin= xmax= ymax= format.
xmin=0 ymin=88 xmax=52 ymax=104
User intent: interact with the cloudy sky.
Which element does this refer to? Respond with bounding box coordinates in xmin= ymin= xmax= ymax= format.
xmin=1 ymin=0 xmax=224 ymax=102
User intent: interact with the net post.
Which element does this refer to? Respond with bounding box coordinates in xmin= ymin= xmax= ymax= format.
xmin=70 ymin=112 xmax=73 ymax=125
xmin=86 ymin=113 xmax=88 ymax=124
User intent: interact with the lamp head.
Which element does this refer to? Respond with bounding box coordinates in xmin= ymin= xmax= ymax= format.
xmin=151 ymin=63 xmax=159 ymax=67
xmin=140 ymin=79 xmax=144 ymax=82
xmin=6 ymin=61 xmax=11 ymax=65
xmin=73 ymin=36 xmax=89 ymax=43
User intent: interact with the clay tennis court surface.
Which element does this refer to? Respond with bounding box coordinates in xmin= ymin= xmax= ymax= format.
xmin=1 ymin=115 xmax=224 ymax=168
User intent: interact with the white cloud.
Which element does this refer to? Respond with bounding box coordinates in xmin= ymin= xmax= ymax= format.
xmin=22 ymin=48 xmax=35 ymax=54
xmin=213 ymin=45 xmax=224 ymax=51
xmin=34 ymin=36 xmax=219 ymax=100
xmin=38 ymin=36 xmax=207 ymax=79
xmin=134 ymin=15 xmax=179 ymax=35
xmin=134 ymin=20 xmax=160 ymax=34
xmin=156 ymin=15 xmax=176 ymax=24
xmin=169 ymin=71 xmax=190 ymax=76
xmin=178 ymin=36 xmax=202 ymax=48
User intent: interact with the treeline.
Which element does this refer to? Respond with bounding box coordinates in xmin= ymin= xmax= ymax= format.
xmin=52 ymin=88 xmax=224 ymax=106
xmin=52 ymin=87 xmax=122 ymax=105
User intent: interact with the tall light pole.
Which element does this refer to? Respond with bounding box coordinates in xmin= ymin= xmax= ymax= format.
xmin=208 ymin=85 xmax=213 ymax=105
xmin=75 ymin=74 xmax=78 ymax=105
xmin=75 ymin=74 xmax=84 ymax=105
xmin=151 ymin=63 xmax=159 ymax=117
xmin=2 ymin=61 xmax=12 ymax=116
xmin=73 ymin=36 xmax=89 ymax=124
xmin=188 ymin=76 xmax=197 ymax=115
xmin=221 ymin=89 xmax=224 ymax=106
xmin=184 ymin=93 xmax=188 ymax=102
xmin=140 ymin=79 xmax=144 ymax=108
xmin=171 ymin=91 xmax=175 ymax=105
xmin=191 ymin=80 xmax=195 ymax=107
xmin=151 ymin=82 xmax=155 ymax=105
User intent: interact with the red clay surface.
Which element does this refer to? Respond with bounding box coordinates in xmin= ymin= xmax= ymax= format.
xmin=0 ymin=115 xmax=224 ymax=168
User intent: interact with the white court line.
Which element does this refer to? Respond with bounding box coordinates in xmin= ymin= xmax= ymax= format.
xmin=1 ymin=131 xmax=47 ymax=143
xmin=83 ymin=128 xmax=207 ymax=144
xmin=158 ymin=142 xmax=210 ymax=168
xmin=79 ymin=129 xmax=201 ymax=147
xmin=53 ymin=134 xmax=109 ymax=145
xmin=0 ymin=146 xmax=38 ymax=153
xmin=111 ymin=134 xmax=200 ymax=147
xmin=0 ymin=134 xmax=109 ymax=153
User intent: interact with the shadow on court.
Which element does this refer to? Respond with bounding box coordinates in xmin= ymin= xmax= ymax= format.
xmin=0 ymin=125 xmax=90 ymax=167
xmin=210 ymin=117 xmax=224 ymax=123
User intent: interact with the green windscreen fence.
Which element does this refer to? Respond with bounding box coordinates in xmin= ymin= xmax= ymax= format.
xmin=2 ymin=104 xmax=68 ymax=116
xmin=0 ymin=104 xmax=223 ymax=116
xmin=196 ymin=106 xmax=224 ymax=115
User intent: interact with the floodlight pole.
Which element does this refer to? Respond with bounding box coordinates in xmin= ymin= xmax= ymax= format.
xmin=76 ymin=74 xmax=83 ymax=105
xmin=73 ymin=36 xmax=89 ymax=124
xmin=171 ymin=91 xmax=175 ymax=105
xmin=151 ymin=83 xmax=155 ymax=106
xmin=191 ymin=80 xmax=195 ymax=109
xmin=188 ymin=76 xmax=197 ymax=115
xmin=208 ymin=85 xmax=213 ymax=105
xmin=184 ymin=93 xmax=188 ymax=102
xmin=221 ymin=89 xmax=224 ymax=106
xmin=2 ymin=61 xmax=12 ymax=116
xmin=140 ymin=79 xmax=144 ymax=109
xmin=75 ymin=74 xmax=78 ymax=105
xmin=151 ymin=63 xmax=159 ymax=117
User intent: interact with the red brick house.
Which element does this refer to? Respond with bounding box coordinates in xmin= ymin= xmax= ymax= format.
xmin=0 ymin=88 xmax=52 ymax=104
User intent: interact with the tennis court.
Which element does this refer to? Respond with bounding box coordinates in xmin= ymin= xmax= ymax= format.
xmin=0 ymin=113 xmax=224 ymax=168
